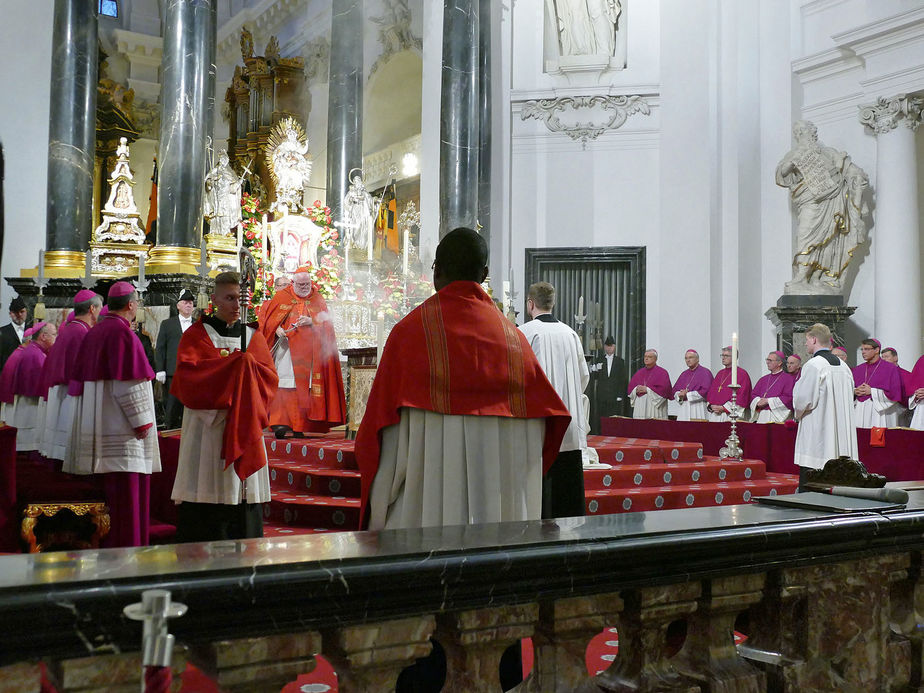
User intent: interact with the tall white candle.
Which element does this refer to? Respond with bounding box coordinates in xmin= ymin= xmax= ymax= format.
xmin=262 ymin=214 xmax=268 ymax=260
xmin=503 ymin=280 xmax=510 ymax=315
xmin=578 ymin=295 xmax=584 ymax=317
xmin=402 ymin=229 xmax=409 ymax=276
xmin=376 ymin=311 xmax=385 ymax=364
xmin=200 ymin=238 xmax=208 ymax=268
xmin=236 ymin=222 xmax=243 ymax=250
xmin=38 ymin=249 xmax=45 ymax=282
xmin=368 ymin=218 xmax=374 ymax=260
xmin=344 ymin=243 xmax=350 ymax=279
xmin=84 ymin=250 xmax=92 ymax=278
xmin=731 ymin=332 xmax=738 ymax=387
xmin=138 ymin=254 xmax=145 ymax=283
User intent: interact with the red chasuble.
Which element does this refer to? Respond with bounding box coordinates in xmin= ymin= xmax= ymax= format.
xmin=354 ymin=281 xmax=572 ymax=510
xmin=171 ymin=320 xmax=279 ymax=481
xmin=258 ymin=284 xmax=345 ymax=431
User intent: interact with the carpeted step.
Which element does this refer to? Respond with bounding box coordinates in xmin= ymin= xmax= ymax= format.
xmin=588 ymin=435 xmax=704 ymax=462
xmin=268 ymin=460 xmax=362 ymax=498
xmin=585 ymin=477 xmax=799 ymax=514
xmin=265 ymin=490 xmax=363 ymax=530
xmin=266 ymin=436 xmax=358 ymax=470
xmin=584 ymin=460 xmax=767 ymax=491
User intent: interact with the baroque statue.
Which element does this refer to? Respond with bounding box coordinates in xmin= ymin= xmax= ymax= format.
xmin=264 ymin=117 xmax=312 ymax=214
xmin=554 ymin=0 xmax=622 ymax=57
xmin=203 ymin=148 xmax=243 ymax=237
xmin=342 ymin=169 xmax=376 ymax=258
xmin=776 ymin=120 xmax=869 ymax=295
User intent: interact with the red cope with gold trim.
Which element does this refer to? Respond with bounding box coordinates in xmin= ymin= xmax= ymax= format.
xmin=258 ymin=284 xmax=346 ymax=432
xmin=171 ymin=321 xmax=279 ymax=481
xmin=354 ymin=280 xmax=572 ymax=512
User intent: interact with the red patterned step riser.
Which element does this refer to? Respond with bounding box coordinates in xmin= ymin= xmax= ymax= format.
xmin=589 ymin=436 xmax=704 ymax=463
xmin=266 ymin=438 xmax=358 ymax=470
xmin=594 ymin=447 xmax=658 ymax=464
xmin=264 ymin=497 xmax=362 ymax=529
xmin=585 ymin=480 xmax=799 ymax=514
xmin=584 ymin=461 xmax=767 ymax=490
xmin=268 ymin=465 xmax=362 ymax=498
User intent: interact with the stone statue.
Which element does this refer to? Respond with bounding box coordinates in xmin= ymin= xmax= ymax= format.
xmin=264 ymin=117 xmax=312 ymax=214
xmin=555 ymin=0 xmax=622 ymax=56
xmin=776 ymin=120 xmax=869 ymax=295
xmin=342 ymin=171 xmax=376 ymax=256
xmin=203 ymin=149 xmax=243 ymax=237
xmin=240 ymin=26 xmax=254 ymax=60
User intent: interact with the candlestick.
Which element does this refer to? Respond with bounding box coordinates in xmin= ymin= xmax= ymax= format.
xmin=731 ymin=332 xmax=738 ymax=387
xmin=578 ymin=295 xmax=584 ymax=317
xmin=719 ymin=384 xmax=743 ymax=461
xmin=402 ymin=229 xmax=409 ymax=276
xmin=376 ymin=311 xmax=385 ymax=364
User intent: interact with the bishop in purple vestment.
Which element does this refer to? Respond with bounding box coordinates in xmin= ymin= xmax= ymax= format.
xmin=671 ymin=349 xmax=712 ymax=421
xmin=853 ymin=338 xmax=904 ymax=427
xmin=706 ymin=346 xmax=752 ymax=422
xmin=749 ymin=351 xmax=795 ymax=423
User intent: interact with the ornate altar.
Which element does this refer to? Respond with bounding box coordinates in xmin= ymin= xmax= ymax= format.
xmin=90 ymin=137 xmax=151 ymax=276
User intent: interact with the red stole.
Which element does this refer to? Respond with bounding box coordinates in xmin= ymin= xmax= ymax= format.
xmin=171 ymin=321 xmax=279 ymax=481
xmin=354 ymin=281 xmax=571 ymax=511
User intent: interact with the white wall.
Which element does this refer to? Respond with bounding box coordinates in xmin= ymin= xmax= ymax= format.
xmin=0 ymin=4 xmax=54 ymax=314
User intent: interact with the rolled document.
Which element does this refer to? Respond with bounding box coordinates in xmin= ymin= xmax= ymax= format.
xmin=805 ymin=485 xmax=909 ymax=505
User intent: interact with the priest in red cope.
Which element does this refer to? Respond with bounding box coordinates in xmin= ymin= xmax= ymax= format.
xmin=357 ymin=228 xmax=571 ymax=530
xmin=258 ymin=265 xmax=345 ymax=437
xmin=749 ymin=351 xmax=795 ymax=423
xmin=68 ymin=281 xmax=161 ymax=547
xmin=41 ymin=290 xmax=102 ymax=461
xmin=853 ymin=338 xmax=904 ymax=427
xmin=9 ymin=322 xmax=56 ymax=452
xmin=706 ymin=346 xmax=752 ymax=422
xmin=628 ymin=349 xmax=671 ymax=419
xmin=171 ymin=272 xmax=279 ymax=542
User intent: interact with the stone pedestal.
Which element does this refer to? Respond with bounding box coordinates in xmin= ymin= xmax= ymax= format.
xmin=765 ymin=295 xmax=856 ymax=359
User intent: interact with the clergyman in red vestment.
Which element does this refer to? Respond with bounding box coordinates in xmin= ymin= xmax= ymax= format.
xmin=258 ymin=265 xmax=345 ymax=436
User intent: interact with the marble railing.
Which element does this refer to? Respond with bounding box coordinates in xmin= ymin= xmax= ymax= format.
xmin=3 ymin=497 xmax=924 ymax=692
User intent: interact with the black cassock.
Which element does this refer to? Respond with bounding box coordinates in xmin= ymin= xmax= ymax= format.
xmin=590 ymin=354 xmax=628 ymax=434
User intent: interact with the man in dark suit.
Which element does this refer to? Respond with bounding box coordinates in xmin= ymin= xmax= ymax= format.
xmin=155 ymin=289 xmax=195 ymax=428
xmin=0 ymin=296 xmax=29 ymax=372
xmin=590 ymin=335 xmax=628 ymax=433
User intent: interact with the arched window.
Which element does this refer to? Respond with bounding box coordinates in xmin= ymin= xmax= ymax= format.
xmin=99 ymin=0 xmax=118 ymax=18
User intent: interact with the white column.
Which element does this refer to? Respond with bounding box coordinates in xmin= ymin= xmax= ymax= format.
xmin=859 ymin=94 xmax=923 ymax=361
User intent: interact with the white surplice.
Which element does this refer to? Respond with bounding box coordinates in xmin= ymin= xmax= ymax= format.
xmin=12 ymin=395 xmax=44 ymax=451
xmin=368 ymin=407 xmax=545 ymax=530
xmin=66 ymin=379 xmax=161 ymax=475
xmin=854 ymin=390 xmax=904 ymax=428
xmin=41 ymin=384 xmax=74 ymax=460
xmin=675 ymin=390 xmax=707 ymax=421
xmin=631 ymin=389 xmax=668 ymax=419
xmin=171 ymin=325 xmax=270 ymax=505
xmin=792 ymin=352 xmax=858 ymax=469
xmin=518 ymin=317 xmax=589 ymax=452
xmin=909 ymin=395 xmax=924 ymax=430
xmin=749 ymin=396 xmax=791 ymax=423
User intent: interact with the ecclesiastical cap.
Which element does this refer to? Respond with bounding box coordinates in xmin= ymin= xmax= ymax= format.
xmin=789 ymin=354 xmax=802 ymax=361
xmin=108 ymin=281 xmax=136 ymax=298
xmin=99 ymin=306 xmax=109 ymax=318
xmin=74 ymin=289 xmax=98 ymax=304
xmin=772 ymin=350 xmax=785 ymax=360
xmin=178 ymin=289 xmax=195 ymax=302
xmin=9 ymin=296 xmax=25 ymax=312
xmin=604 ymin=336 xmax=616 ymax=346
xmin=29 ymin=322 xmax=46 ymax=336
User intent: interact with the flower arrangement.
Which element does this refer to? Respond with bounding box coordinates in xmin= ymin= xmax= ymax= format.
xmin=239 ymin=192 xmax=269 ymax=322
xmin=304 ymin=200 xmax=343 ymax=299
xmin=370 ymin=271 xmax=433 ymax=321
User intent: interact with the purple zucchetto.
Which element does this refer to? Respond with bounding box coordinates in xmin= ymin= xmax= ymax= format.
xmin=74 ymin=289 xmax=98 ymax=304
xmin=108 ymin=281 xmax=136 ymax=299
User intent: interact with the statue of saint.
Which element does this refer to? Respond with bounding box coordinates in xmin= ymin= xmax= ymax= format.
xmin=265 ymin=118 xmax=312 ymax=214
xmin=203 ymin=149 xmax=243 ymax=237
xmin=776 ymin=120 xmax=869 ymax=295
xmin=555 ymin=0 xmax=622 ymax=56
xmin=342 ymin=172 xmax=376 ymax=257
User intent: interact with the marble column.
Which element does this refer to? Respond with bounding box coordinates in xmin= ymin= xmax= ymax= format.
xmin=859 ymin=94 xmax=923 ymax=361
xmin=45 ymin=0 xmax=98 ymax=273
xmin=476 ymin=0 xmax=492 ymax=247
xmin=151 ymin=0 xmax=214 ymax=272
xmin=439 ymin=0 xmax=480 ymax=237
xmin=326 ymin=1 xmax=363 ymax=229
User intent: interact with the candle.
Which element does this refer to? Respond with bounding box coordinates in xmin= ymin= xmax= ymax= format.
xmin=84 ymin=250 xmax=92 ymax=279
xmin=262 ymin=214 xmax=268 ymax=260
xmin=503 ymin=280 xmax=510 ymax=315
xmin=344 ymin=243 xmax=350 ymax=279
xmin=731 ymin=332 xmax=738 ymax=387
xmin=367 ymin=218 xmax=374 ymax=260
xmin=402 ymin=229 xmax=409 ymax=276
xmin=376 ymin=311 xmax=385 ymax=364
xmin=236 ymin=222 xmax=243 ymax=250
xmin=38 ymin=249 xmax=45 ymax=282
xmin=200 ymin=238 xmax=208 ymax=268
xmin=596 ymin=301 xmax=601 ymax=322
xmin=578 ymin=295 xmax=584 ymax=317
xmin=138 ymin=254 xmax=145 ymax=283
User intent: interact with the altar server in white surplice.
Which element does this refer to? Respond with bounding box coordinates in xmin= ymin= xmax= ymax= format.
xmin=67 ymin=282 xmax=161 ymax=547
xmin=519 ymin=281 xmax=590 ymax=518
xmin=41 ymin=290 xmax=102 ymax=461
xmin=356 ymin=229 xmax=570 ymax=531
xmin=792 ymin=323 xmax=858 ymax=477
